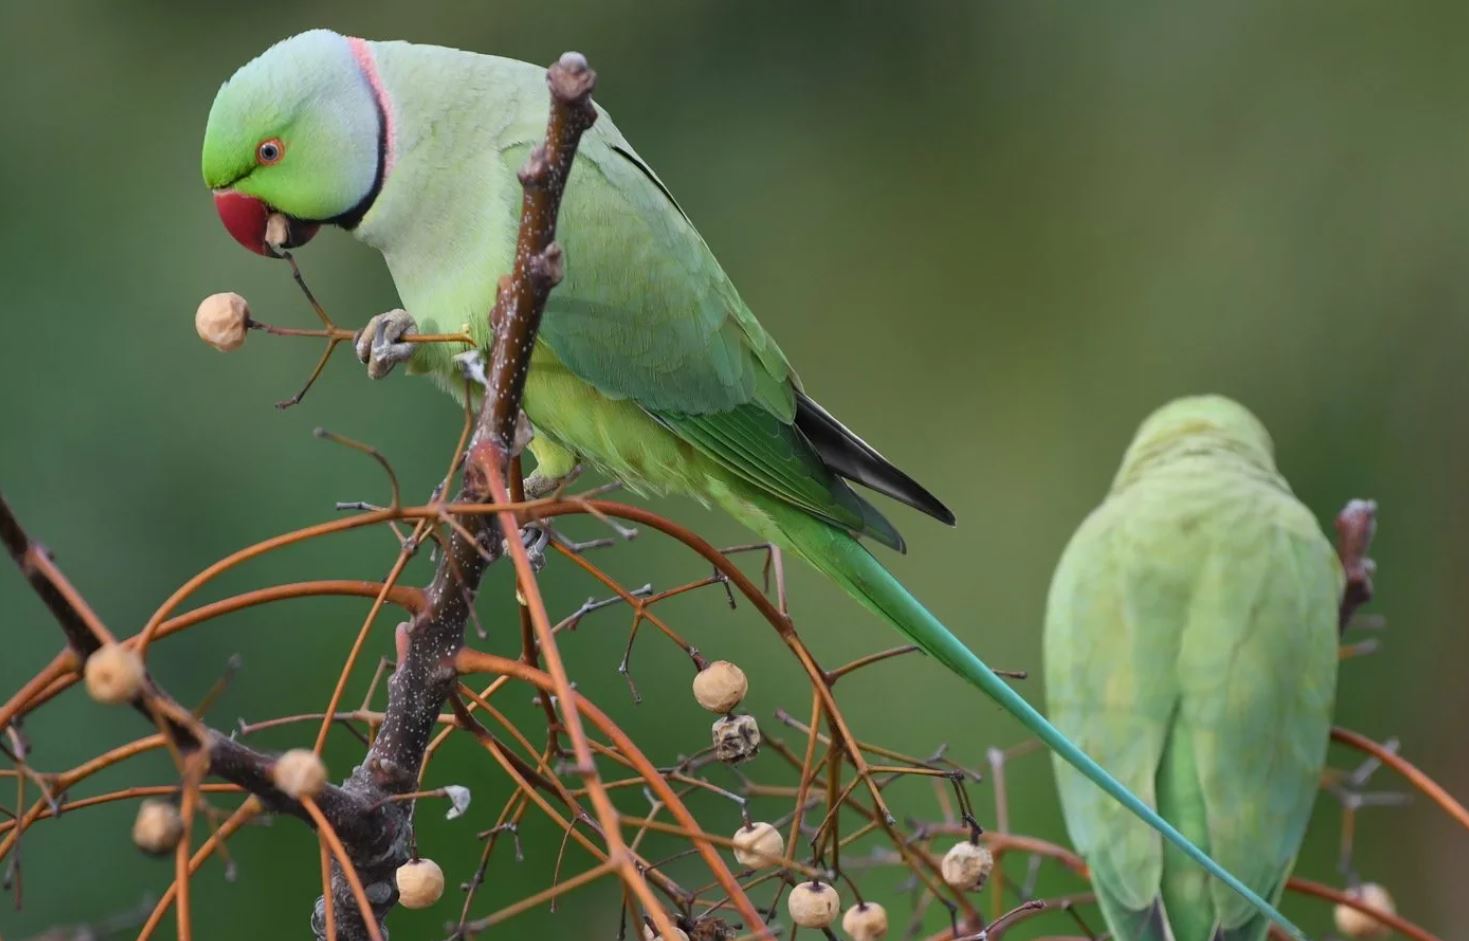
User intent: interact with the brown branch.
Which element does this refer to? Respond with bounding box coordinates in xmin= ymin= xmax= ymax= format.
xmin=304 ymin=797 xmax=385 ymax=941
xmin=1 ymin=491 xmax=114 ymax=650
xmin=0 ymin=496 xmax=387 ymax=847
xmin=480 ymin=51 xmax=598 ymax=454
xmin=10 ymin=581 xmax=424 ymax=722
xmin=309 ymin=52 xmax=603 ymax=940
xmin=4 ymin=488 xmax=415 ymax=941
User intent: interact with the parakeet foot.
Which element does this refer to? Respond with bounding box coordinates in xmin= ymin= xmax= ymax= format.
xmin=354 ymin=309 xmax=417 ymax=379
xmin=523 ymin=464 xmax=582 ymax=500
xmin=509 ymin=522 xmax=552 ymax=573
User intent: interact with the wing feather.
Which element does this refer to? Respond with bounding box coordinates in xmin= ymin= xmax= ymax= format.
xmin=525 ymin=115 xmax=940 ymax=547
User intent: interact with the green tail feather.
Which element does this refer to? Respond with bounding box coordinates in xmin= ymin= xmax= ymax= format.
xmin=750 ymin=499 xmax=1308 ymax=941
xmin=1093 ymin=892 xmax=1173 ymax=941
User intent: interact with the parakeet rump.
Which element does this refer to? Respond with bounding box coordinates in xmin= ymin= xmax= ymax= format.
xmin=200 ymin=33 xmax=1306 ymax=935
xmin=1045 ymin=396 xmax=1341 ymax=941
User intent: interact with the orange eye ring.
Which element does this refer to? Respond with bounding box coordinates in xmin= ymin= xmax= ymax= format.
xmin=256 ymin=138 xmax=285 ymax=166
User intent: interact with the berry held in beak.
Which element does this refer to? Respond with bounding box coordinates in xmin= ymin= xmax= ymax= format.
xmin=213 ymin=190 xmax=318 ymax=256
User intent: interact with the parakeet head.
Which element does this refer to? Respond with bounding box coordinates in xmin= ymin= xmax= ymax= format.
xmin=201 ymin=30 xmax=384 ymax=256
xmin=1114 ymin=395 xmax=1277 ymax=487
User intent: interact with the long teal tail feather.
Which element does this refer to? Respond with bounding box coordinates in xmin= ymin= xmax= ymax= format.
xmin=751 ymin=500 xmax=1308 ymax=941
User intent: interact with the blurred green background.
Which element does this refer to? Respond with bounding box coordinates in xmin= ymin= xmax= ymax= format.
xmin=3 ymin=2 xmax=1466 ymax=938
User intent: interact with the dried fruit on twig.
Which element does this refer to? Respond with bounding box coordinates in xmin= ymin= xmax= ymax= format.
xmin=264 ymin=213 xmax=291 ymax=253
xmin=131 ymin=798 xmax=183 ymax=855
xmin=642 ymin=923 xmax=690 ymax=941
xmin=842 ymin=901 xmax=889 ymax=940
xmin=272 ymin=748 xmax=327 ymax=799
xmin=395 ymin=857 xmax=444 ymax=909
xmin=195 ymin=292 xmax=251 ymax=352
xmin=686 ymin=917 xmax=736 ymax=941
xmin=1334 ymin=883 xmax=1395 ymax=938
xmin=83 ymin=643 xmax=145 ymax=704
xmin=788 ymin=880 xmax=840 ymax=929
xmin=731 ymin=821 xmax=784 ymax=868
xmin=940 ymin=840 xmax=993 ymax=891
xmin=692 ymin=660 xmax=747 ymax=713
xmin=711 ymin=713 xmax=761 ymax=763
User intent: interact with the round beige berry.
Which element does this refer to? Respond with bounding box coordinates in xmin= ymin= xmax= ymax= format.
xmin=264 ymin=213 xmax=291 ymax=253
xmin=842 ymin=901 xmax=889 ymax=941
xmin=132 ymin=798 xmax=183 ymax=856
xmin=84 ymin=643 xmax=145 ymax=704
xmin=731 ymin=821 xmax=784 ymax=869
xmin=788 ymin=880 xmax=840 ymax=929
xmin=1334 ymin=883 xmax=1395 ymax=939
xmin=711 ymin=713 xmax=761 ymax=763
xmin=641 ymin=923 xmax=690 ymax=941
xmin=271 ymin=748 xmax=327 ymax=799
xmin=692 ymin=660 xmax=748 ymax=713
xmin=941 ymin=840 xmax=994 ymax=891
xmin=195 ymin=292 xmax=251 ymax=352
xmin=395 ymin=857 xmax=444 ymax=909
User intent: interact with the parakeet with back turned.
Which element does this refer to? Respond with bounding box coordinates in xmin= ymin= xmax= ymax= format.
xmin=200 ymin=33 xmax=1305 ymax=934
xmin=1045 ymin=396 xmax=1341 ymax=941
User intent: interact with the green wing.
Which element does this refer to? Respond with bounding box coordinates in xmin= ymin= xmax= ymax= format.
xmin=1044 ymin=471 xmax=1340 ymax=940
xmin=521 ymin=117 xmax=947 ymax=549
xmin=658 ymin=404 xmax=904 ymax=550
xmin=536 ymin=123 xmax=796 ymax=416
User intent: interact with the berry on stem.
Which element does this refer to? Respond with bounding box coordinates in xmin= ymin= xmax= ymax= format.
xmin=272 ymin=748 xmax=327 ymax=799
xmin=788 ymin=880 xmax=840 ymax=929
xmin=731 ymin=821 xmax=784 ymax=869
xmin=692 ymin=660 xmax=747 ymax=713
xmin=395 ymin=857 xmax=445 ymax=909
xmin=84 ymin=643 xmax=145 ymax=704
xmin=940 ymin=840 xmax=993 ymax=891
xmin=194 ymin=292 xmax=251 ymax=352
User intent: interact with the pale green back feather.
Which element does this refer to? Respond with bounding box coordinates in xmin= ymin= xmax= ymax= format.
xmin=1045 ymin=396 xmax=1341 ymax=941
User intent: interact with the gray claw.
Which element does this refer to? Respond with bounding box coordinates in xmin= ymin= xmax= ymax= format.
xmin=453 ymin=349 xmax=489 ymax=388
xmin=354 ymin=309 xmax=417 ymax=379
xmin=509 ymin=523 xmax=551 ymax=573
xmin=522 ymin=466 xmax=581 ymax=500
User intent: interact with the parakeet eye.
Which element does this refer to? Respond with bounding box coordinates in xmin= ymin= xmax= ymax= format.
xmin=256 ymin=138 xmax=284 ymax=165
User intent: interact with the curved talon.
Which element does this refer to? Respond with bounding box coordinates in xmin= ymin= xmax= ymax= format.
xmin=354 ymin=309 xmax=418 ymax=379
xmin=522 ymin=466 xmax=581 ymax=500
xmin=509 ymin=522 xmax=553 ymax=573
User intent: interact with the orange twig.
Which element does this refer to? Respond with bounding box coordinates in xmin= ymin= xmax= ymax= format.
xmin=137 ymin=798 xmax=264 ymax=941
xmin=302 ymin=797 xmax=385 ymax=941
xmin=1331 ymin=725 xmax=1469 ymax=833
xmin=455 ymin=646 xmax=769 ymax=937
xmin=0 ymin=649 xmax=76 ymax=732
xmin=320 ymin=838 xmax=339 ymax=941
xmin=1287 ymin=877 xmax=1441 ymax=941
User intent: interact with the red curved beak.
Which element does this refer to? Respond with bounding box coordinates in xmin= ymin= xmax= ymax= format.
xmin=212 ymin=190 xmax=319 ymax=257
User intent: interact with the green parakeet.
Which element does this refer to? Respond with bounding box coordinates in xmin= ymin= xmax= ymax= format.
xmin=200 ymin=33 xmax=1304 ymax=934
xmin=1045 ymin=395 xmax=1340 ymax=941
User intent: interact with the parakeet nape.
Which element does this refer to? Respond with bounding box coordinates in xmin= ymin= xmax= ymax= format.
xmin=1045 ymin=395 xmax=1341 ymax=941
xmin=200 ymin=32 xmax=1305 ymax=935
